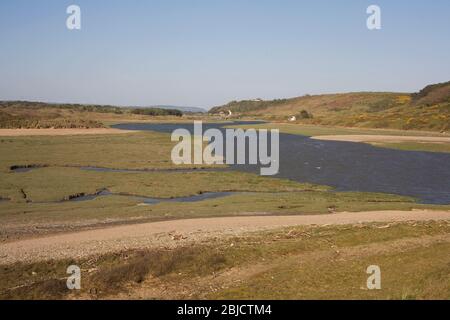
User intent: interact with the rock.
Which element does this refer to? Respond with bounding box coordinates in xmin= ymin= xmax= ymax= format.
xmin=172 ymin=233 xmax=187 ymax=241
xmin=327 ymin=206 xmax=337 ymax=213
xmin=286 ymin=230 xmax=297 ymax=238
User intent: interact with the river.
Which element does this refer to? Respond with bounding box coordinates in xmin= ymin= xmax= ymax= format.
xmin=112 ymin=122 xmax=450 ymax=204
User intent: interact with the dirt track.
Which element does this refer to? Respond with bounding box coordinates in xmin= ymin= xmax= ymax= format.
xmin=0 ymin=128 xmax=137 ymax=136
xmin=1 ymin=209 xmax=449 ymax=265
xmin=312 ymin=135 xmax=450 ymax=143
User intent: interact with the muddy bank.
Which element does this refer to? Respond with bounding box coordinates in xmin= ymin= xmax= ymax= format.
xmin=9 ymin=164 xmax=229 ymax=174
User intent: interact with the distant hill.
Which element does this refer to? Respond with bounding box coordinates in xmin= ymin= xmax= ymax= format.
xmin=147 ymin=105 xmax=206 ymax=113
xmin=210 ymin=81 xmax=450 ymax=132
xmin=209 ymin=92 xmax=414 ymax=117
xmin=0 ymin=101 xmax=182 ymax=129
xmin=411 ymin=81 xmax=450 ymax=106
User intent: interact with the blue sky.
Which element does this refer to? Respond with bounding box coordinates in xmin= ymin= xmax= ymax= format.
xmin=0 ymin=0 xmax=449 ymax=109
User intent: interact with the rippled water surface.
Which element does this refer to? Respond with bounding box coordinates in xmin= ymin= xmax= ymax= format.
xmin=112 ymin=122 xmax=450 ymax=204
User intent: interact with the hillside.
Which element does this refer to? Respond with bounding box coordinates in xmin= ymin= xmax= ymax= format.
xmin=0 ymin=101 xmax=183 ymax=129
xmin=210 ymin=81 xmax=450 ymax=132
xmin=148 ymin=105 xmax=206 ymax=113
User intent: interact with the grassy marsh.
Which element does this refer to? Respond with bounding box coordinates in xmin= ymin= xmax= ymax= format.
xmin=1 ymin=127 xmax=449 ymax=241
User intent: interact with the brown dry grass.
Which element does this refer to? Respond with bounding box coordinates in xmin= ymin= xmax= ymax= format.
xmin=1 ymin=221 xmax=449 ymax=300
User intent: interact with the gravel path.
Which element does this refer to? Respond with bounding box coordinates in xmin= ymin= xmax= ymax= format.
xmin=1 ymin=209 xmax=449 ymax=264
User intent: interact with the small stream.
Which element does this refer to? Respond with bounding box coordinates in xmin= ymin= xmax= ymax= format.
xmin=66 ymin=189 xmax=237 ymax=204
xmin=0 ymin=188 xmax=239 ymax=205
xmin=6 ymin=165 xmax=236 ymax=205
xmin=10 ymin=165 xmax=229 ymax=174
xmin=10 ymin=165 xmax=48 ymax=173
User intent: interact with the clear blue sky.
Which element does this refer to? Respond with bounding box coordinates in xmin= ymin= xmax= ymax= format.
xmin=1 ymin=0 xmax=449 ymax=109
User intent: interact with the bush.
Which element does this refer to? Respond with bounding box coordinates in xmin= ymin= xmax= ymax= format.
xmin=298 ymin=110 xmax=313 ymax=119
xmin=131 ymin=108 xmax=182 ymax=117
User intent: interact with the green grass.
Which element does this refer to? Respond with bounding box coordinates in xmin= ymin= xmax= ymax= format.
xmin=0 ymin=131 xmax=209 ymax=172
xmin=0 ymin=167 xmax=326 ymax=203
xmin=1 ymin=221 xmax=449 ymax=299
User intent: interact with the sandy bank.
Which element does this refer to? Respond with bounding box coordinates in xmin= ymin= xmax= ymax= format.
xmin=311 ymin=135 xmax=450 ymax=144
xmin=0 ymin=128 xmax=137 ymax=136
xmin=1 ymin=209 xmax=449 ymax=264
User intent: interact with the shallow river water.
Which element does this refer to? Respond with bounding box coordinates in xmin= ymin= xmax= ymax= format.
xmin=112 ymin=122 xmax=450 ymax=204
